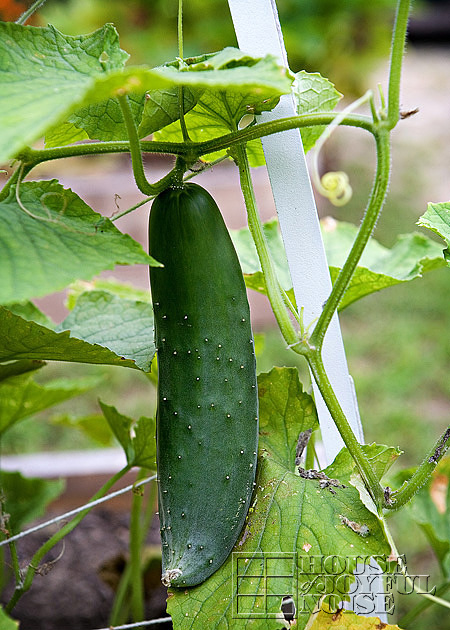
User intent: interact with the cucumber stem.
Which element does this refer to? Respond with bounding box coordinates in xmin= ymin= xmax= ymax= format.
xmin=233 ymin=144 xmax=298 ymax=349
xmin=118 ymin=94 xmax=175 ymax=195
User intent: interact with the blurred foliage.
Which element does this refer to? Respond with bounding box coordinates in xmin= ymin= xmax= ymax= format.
xmin=25 ymin=0 xmax=396 ymax=95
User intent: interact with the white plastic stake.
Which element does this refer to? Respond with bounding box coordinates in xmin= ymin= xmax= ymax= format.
xmin=227 ymin=0 xmax=364 ymax=464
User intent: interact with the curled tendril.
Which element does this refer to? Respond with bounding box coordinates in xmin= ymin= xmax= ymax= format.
xmin=311 ymin=90 xmax=374 ymax=207
xmin=319 ymin=171 xmax=353 ymax=207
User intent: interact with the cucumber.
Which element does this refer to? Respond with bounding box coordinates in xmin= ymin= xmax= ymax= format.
xmin=149 ymin=183 xmax=258 ymax=588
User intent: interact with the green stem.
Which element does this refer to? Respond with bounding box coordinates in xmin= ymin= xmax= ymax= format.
xmin=5 ymin=465 xmax=132 ymax=614
xmin=385 ymin=426 xmax=450 ymax=511
xmin=233 ymin=144 xmax=298 ymax=348
xmin=310 ymin=129 xmax=391 ymax=351
xmin=397 ymin=580 xmax=450 ymax=627
xmin=129 ymin=469 xmax=147 ymax=622
xmin=15 ymin=0 xmax=47 ymax=24
xmin=118 ymin=94 xmax=175 ymax=195
xmin=109 ymin=475 xmax=157 ymax=626
xmin=387 ymin=0 xmax=412 ymax=129
xmin=109 ymin=562 xmax=133 ymax=626
xmin=307 ymin=353 xmax=384 ymax=508
xmin=195 ymin=112 xmax=374 ymax=157
xmin=7 ymin=539 xmax=22 ymax=589
xmin=12 ymin=112 xmax=373 ymax=171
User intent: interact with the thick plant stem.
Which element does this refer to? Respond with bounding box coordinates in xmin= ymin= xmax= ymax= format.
xmin=385 ymin=426 xmax=450 ymax=511
xmin=307 ymin=353 xmax=385 ymax=508
xmin=310 ymin=129 xmax=391 ymax=351
xmin=118 ymin=94 xmax=175 ymax=196
xmin=9 ymin=113 xmax=373 ymax=174
xmin=233 ymin=144 xmax=298 ymax=348
xmin=387 ymin=0 xmax=412 ymax=129
xmin=5 ymin=465 xmax=132 ymax=613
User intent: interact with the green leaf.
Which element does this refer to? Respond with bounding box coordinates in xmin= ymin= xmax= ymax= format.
xmin=231 ymin=218 xmax=292 ymax=292
xmin=153 ymin=47 xmax=289 ymax=165
xmin=46 ymin=92 xmax=147 ymax=147
xmin=293 ymin=71 xmax=342 ymax=152
xmin=138 ymin=87 xmax=201 ymax=138
xmin=0 ymin=471 xmax=64 ymax=534
xmin=232 ymin=218 xmax=446 ymax=310
xmin=0 ymin=22 xmax=129 ymax=161
xmin=0 ymin=371 xmax=97 ymax=435
xmin=0 ymin=180 xmax=157 ymax=305
xmin=418 ymin=202 xmax=450 ymax=266
xmin=0 ymin=307 xmax=146 ymax=370
xmin=66 ymin=278 xmax=150 ymax=310
xmin=325 ymin=444 xmax=403 ymax=485
xmin=50 ymin=413 xmax=114 ymax=446
xmin=257 ymin=367 xmax=318 ymax=471
xmin=323 ymin=221 xmax=447 ymax=308
xmin=168 ymin=453 xmax=390 ymax=629
xmin=99 ymin=401 xmax=155 ymax=469
xmin=5 ymin=301 xmax=55 ymax=328
xmin=167 ymin=367 xmax=390 ymax=628
xmin=0 ymin=359 xmax=45 ymax=382
xmin=58 ymin=291 xmax=155 ymax=372
xmin=155 ymin=88 xmax=279 ymax=166
xmin=0 ymin=607 xmax=19 ymax=630
xmin=0 ymin=22 xmax=291 ymax=162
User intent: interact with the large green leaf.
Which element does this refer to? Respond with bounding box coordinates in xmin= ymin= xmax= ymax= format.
xmin=0 ymin=307 xmax=146 ymax=370
xmin=0 ymin=22 xmax=128 ymax=161
xmin=0 ymin=471 xmax=64 ymax=534
xmin=99 ymin=401 xmax=155 ymax=469
xmin=154 ymin=68 xmax=340 ymax=167
xmin=154 ymin=86 xmax=279 ymax=166
xmin=0 ymin=21 xmax=291 ymax=162
xmin=0 ymin=180 xmax=157 ymax=305
xmin=0 ymin=370 xmax=96 ymax=435
xmin=418 ymin=202 xmax=450 ymax=266
xmin=166 ymin=368 xmax=390 ymax=629
xmin=232 ymin=218 xmax=446 ymax=310
xmin=58 ymin=290 xmax=155 ymax=372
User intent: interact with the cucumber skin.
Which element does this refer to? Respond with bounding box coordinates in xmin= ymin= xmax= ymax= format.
xmin=149 ymin=183 xmax=258 ymax=587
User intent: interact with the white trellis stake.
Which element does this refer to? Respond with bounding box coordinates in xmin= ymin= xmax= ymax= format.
xmin=227 ymin=0 xmax=363 ymax=463
xmin=228 ymin=0 xmax=387 ymax=620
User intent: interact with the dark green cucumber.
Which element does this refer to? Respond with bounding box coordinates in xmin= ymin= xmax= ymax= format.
xmin=149 ymin=183 xmax=258 ymax=588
